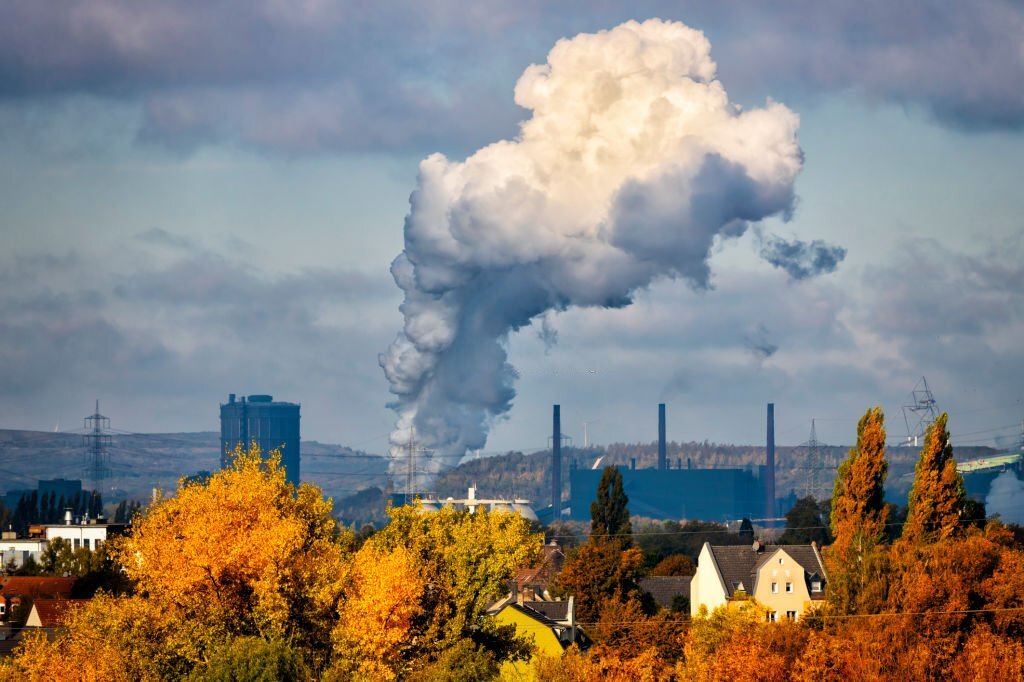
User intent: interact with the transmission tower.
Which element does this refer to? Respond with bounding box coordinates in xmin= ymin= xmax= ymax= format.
xmin=798 ymin=419 xmax=832 ymax=499
xmin=403 ymin=427 xmax=433 ymax=500
xmin=902 ymin=376 xmax=940 ymax=446
xmin=83 ymin=400 xmax=113 ymax=489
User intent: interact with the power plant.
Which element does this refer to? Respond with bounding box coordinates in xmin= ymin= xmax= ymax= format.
xmin=566 ymin=403 xmax=781 ymax=523
xmin=220 ymin=394 xmax=301 ymax=486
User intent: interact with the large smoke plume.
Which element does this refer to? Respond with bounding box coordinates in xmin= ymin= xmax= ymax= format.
xmin=380 ymin=19 xmax=817 ymax=475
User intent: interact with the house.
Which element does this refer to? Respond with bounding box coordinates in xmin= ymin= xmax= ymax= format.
xmin=640 ymin=575 xmax=691 ymax=612
xmin=0 ymin=576 xmax=77 ymax=626
xmin=513 ymin=539 xmax=565 ymax=601
xmin=44 ymin=519 xmax=127 ymax=552
xmin=0 ymin=531 xmax=46 ymax=571
xmin=489 ymin=594 xmax=585 ymax=677
xmin=690 ymin=540 xmax=826 ymax=621
xmin=24 ymin=599 xmax=86 ymax=639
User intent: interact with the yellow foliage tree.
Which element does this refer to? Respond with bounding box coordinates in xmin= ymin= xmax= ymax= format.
xmin=1 ymin=444 xmax=350 ymax=679
xmin=331 ymin=544 xmax=423 ymax=680
xmin=366 ymin=503 xmax=542 ymax=669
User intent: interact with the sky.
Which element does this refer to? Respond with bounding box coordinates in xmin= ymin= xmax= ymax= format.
xmin=2 ymin=1 xmax=1023 ymax=464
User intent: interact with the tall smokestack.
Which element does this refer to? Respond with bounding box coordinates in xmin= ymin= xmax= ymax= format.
xmin=552 ymin=405 xmax=562 ymax=516
xmin=658 ymin=403 xmax=667 ymax=471
xmin=765 ymin=403 xmax=776 ymax=520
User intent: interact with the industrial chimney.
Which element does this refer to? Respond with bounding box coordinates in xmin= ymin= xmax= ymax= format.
xmin=552 ymin=405 xmax=562 ymax=517
xmin=658 ymin=403 xmax=667 ymax=471
xmin=765 ymin=403 xmax=776 ymax=520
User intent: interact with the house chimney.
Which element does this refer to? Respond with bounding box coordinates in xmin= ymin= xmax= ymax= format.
xmin=552 ymin=405 xmax=561 ymax=517
xmin=765 ymin=403 xmax=776 ymax=521
xmin=658 ymin=403 xmax=667 ymax=471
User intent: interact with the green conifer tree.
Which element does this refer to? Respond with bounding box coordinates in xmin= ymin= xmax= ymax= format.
xmin=591 ymin=466 xmax=632 ymax=542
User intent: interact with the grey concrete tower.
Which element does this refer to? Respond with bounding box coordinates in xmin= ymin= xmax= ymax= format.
xmin=220 ymin=394 xmax=301 ymax=486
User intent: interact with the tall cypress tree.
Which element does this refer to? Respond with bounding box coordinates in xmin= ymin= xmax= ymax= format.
xmin=902 ymin=413 xmax=965 ymax=544
xmin=826 ymin=407 xmax=890 ymax=614
xmin=590 ymin=466 xmax=632 ymax=542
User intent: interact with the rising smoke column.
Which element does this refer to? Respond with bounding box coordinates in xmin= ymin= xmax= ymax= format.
xmin=380 ymin=19 xmax=805 ymax=474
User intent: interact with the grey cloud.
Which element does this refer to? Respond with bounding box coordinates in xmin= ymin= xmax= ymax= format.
xmin=1 ymin=1 xmax=1021 ymax=156
xmin=742 ymin=323 xmax=778 ymax=361
xmin=758 ymin=233 xmax=847 ymax=281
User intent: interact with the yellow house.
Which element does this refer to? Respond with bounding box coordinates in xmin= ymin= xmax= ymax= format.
xmin=490 ymin=597 xmax=580 ymax=679
xmin=690 ymin=540 xmax=827 ymax=621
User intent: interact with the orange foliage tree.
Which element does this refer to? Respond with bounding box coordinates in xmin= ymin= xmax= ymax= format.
xmin=901 ymin=413 xmax=966 ymax=545
xmin=826 ymin=406 xmax=890 ymax=614
xmin=2 ymin=444 xmax=349 ymax=679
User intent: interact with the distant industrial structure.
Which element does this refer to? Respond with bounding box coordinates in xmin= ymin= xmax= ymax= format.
xmin=567 ymin=403 xmax=781 ymax=523
xmin=220 ymin=394 xmax=301 ymax=486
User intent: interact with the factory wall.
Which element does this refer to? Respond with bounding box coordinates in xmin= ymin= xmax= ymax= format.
xmin=569 ymin=465 xmax=768 ymax=523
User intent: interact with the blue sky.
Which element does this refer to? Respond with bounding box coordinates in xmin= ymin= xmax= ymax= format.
xmin=1 ymin=1 xmax=1022 ymax=460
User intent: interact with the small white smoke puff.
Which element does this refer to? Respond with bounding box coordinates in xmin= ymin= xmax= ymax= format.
xmin=380 ymin=19 xmax=803 ymax=476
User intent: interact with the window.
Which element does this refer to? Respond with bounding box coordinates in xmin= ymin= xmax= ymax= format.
xmin=83 ymin=538 xmax=91 ymax=550
xmin=771 ymin=582 xmax=778 ymax=594
xmin=811 ymin=580 xmax=822 ymax=593
xmin=785 ymin=582 xmax=793 ymax=593
xmin=786 ymin=610 xmax=798 ymax=621
xmin=0 ymin=603 xmax=5 ymax=616
xmin=767 ymin=611 xmax=776 ymax=623
xmin=73 ymin=538 xmax=80 ymax=550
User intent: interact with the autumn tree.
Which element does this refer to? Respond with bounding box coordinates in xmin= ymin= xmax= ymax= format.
xmin=901 ymin=413 xmax=966 ymax=545
xmin=556 ymin=539 xmax=646 ymax=624
xmin=826 ymin=406 xmax=890 ymax=614
xmin=362 ymin=503 xmax=540 ymax=673
xmin=777 ymin=496 xmax=830 ymax=545
xmin=2 ymin=444 xmax=351 ymax=679
xmin=650 ymin=553 xmax=694 ymax=576
xmin=591 ymin=466 xmax=632 ymax=542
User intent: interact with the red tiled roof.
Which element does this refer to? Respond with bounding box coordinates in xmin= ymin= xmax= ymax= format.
xmin=0 ymin=576 xmax=77 ymax=599
xmin=27 ymin=599 xmax=86 ymax=628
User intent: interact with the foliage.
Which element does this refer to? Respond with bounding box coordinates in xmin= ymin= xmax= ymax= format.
xmin=556 ymin=540 xmax=645 ymax=624
xmin=535 ymin=645 xmax=672 ymax=682
xmin=777 ymin=496 xmax=830 ymax=545
xmin=826 ymin=406 xmax=890 ymax=614
xmin=649 ymin=553 xmax=694 ymax=577
xmin=191 ymin=636 xmax=310 ymax=682
xmin=1 ymin=444 xmax=350 ymax=679
xmin=738 ymin=517 xmax=754 ymax=540
xmin=634 ymin=518 xmax=744 ymax=568
xmin=366 ymin=503 xmax=540 ymax=669
xmin=590 ymin=466 xmax=632 ymax=542
xmin=330 ymin=544 xmax=423 ymax=680
xmin=902 ymin=413 xmax=966 ymax=545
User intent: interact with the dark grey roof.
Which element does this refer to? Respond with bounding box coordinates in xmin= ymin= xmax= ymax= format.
xmin=640 ymin=576 xmax=691 ymax=609
xmin=524 ymin=600 xmax=570 ymax=622
xmin=708 ymin=544 xmax=825 ymax=598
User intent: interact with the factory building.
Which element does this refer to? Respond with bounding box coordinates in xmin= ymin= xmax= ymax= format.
xmin=564 ymin=403 xmax=780 ymax=523
xmin=568 ymin=465 xmax=768 ymax=522
xmin=220 ymin=394 xmax=301 ymax=486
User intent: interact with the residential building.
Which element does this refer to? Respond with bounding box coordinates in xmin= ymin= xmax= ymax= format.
xmin=690 ymin=540 xmax=827 ymax=621
xmin=44 ymin=520 xmax=127 ymax=552
xmin=640 ymin=575 xmax=691 ymax=612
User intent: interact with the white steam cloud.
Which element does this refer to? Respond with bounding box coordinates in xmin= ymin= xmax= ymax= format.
xmin=985 ymin=469 xmax=1024 ymax=524
xmin=380 ymin=19 xmax=804 ymax=476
